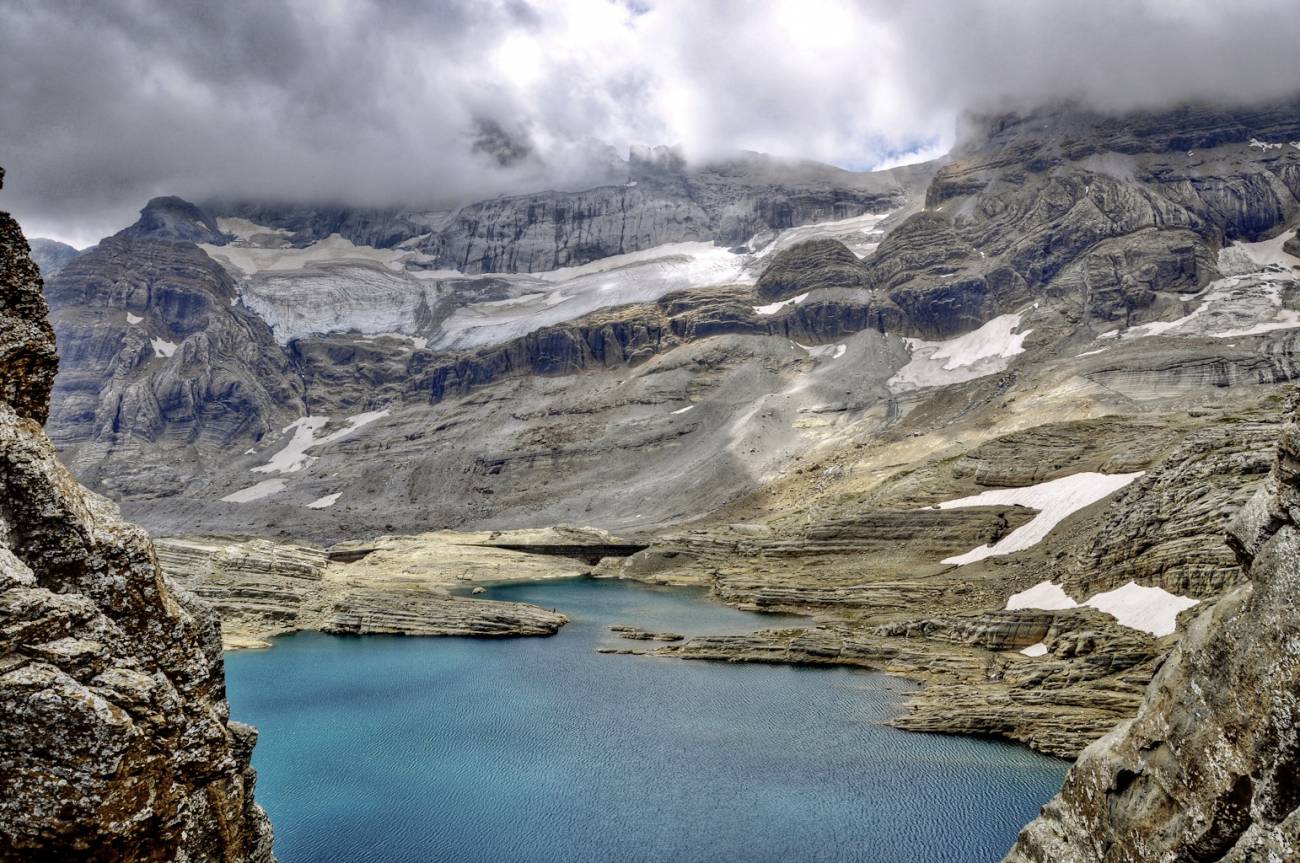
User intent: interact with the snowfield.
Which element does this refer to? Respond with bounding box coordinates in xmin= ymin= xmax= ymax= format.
xmin=220 ymin=478 xmax=287 ymax=503
xmin=199 ymin=209 xmax=907 ymax=353
xmin=936 ymin=471 xmax=1144 ymax=565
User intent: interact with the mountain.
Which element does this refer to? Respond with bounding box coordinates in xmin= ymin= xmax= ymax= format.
xmin=34 ymin=98 xmax=1300 ymax=769
xmin=27 ymin=237 xmax=79 ymax=276
xmin=0 ymin=166 xmax=274 ymax=862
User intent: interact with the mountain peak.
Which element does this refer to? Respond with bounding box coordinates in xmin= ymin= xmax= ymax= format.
xmin=118 ymin=195 xmax=226 ymax=244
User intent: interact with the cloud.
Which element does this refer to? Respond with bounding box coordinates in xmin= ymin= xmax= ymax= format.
xmin=1 ymin=0 xmax=1298 ymax=246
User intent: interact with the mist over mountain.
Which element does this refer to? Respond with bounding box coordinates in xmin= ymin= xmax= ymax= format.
xmin=3 ymin=0 xmax=1299 ymax=245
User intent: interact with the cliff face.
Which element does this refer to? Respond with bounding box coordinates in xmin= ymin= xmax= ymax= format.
xmin=0 ymin=168 xmax=274 ymax=862
xmin=1004 ymin=395 xmax=1300 ymax=861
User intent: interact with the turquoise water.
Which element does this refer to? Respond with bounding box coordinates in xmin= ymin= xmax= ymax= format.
xmin=225 ymin=578 xmax=1067 ymax=863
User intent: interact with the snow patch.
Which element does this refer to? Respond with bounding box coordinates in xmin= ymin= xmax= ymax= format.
xmin=151 ymin=337 xmax=177 ymax=358
xmin=671 ymin=404 xmax=695 ymax=415
xmin=1084 ymin=581 xmax=1200 ymax=638
xmin=1005 ymin=579 xmax=1198 ymax=638
xmin=1020 ymin=642 xmax=1049 ymax=657
xmin=754 ymin=292 xmax=809 ymax=315
xmin=305 ymin=492 xmax=343 ymax=509
xmin=221 ymin=478 xmax=287 ymax=503
xmin=252 ymin=409 xmax=390 ymax=475
xmin=216 ymin=217 xmax=293 ymax=243
xmin=200 ymin=232 xmax=411 ymax=276
xmin=1007 ymin=581 xmax=1078 ymax=611
xmin=1249 ymin=138 xmax=1283 ymax=151
xmin=937 ymin=471 xmax=1144 ymax=565
xmin=888 ymin=313 xmax=1031 ymax=392
xmin=125 ymin=312 xmax=142 ymax=325
xmin=749 ymin=211 xmax=891 ymax=260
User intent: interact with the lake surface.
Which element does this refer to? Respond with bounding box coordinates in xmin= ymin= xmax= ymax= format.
xmin=225 ymin=578 xmax=1068 ymax=863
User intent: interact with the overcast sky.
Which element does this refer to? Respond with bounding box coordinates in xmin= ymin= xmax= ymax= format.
xmin=3 ymin=0 xmax=1300 ymax=247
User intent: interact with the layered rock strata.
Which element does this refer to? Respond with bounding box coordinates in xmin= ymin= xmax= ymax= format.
xmin=156 ymin=530 xmax=595 ymax=648
xmin=1004 ymin=393 xmax=1300 ymax=862
xmin=0 ymin=168 xmax=274 ymax=862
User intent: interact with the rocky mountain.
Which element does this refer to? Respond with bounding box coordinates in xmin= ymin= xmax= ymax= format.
xmin=29 ymin=97 xmax=1300 ymax=783
xmin=27 ymin=238 xmax=78 ymax=277
xmin=1004 ymin=392 xmax=1300 ymax=862
xmin=0 ymin=167 xmax=274 ymax=862
xmin=208 ymin=148 xmax=930 ymax=272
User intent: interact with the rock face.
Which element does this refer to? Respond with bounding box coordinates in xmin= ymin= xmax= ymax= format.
xmin=43 ymin=197 xmax=305 ymax=494
xmin=211 ymin=150 xmax=926 ymax=273
xmin=1004 ymin=394 xmax=1300 ymax=862
xmin=0 ymin=168 xmax=274 ymax=862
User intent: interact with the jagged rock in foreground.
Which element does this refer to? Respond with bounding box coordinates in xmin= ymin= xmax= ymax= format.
xmin=1005 ymin=396 xmax=1300 ymax=862
xmin=0 ymin=169 xmax=273 ymax=862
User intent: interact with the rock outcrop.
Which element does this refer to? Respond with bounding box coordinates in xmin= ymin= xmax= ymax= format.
xmin=1004 ymin=392 xmax=1300 ymax=862
xmin=0 ymin=169 xmax=274 ymax=861
xmin=156 ymin=532 xmax=581 ymax=649
xmin=43 ymin=197 xmax=306 ymax=493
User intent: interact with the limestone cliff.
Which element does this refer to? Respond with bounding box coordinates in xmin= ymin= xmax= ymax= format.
xmin=1004 ymin=394 xmax=1300 ymax=861
xmin=0 ymin=168 xmax=274 ymax=862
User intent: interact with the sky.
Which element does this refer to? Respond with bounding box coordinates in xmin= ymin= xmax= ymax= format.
xmin=2 ymin=0 xmax=1300 ymax=247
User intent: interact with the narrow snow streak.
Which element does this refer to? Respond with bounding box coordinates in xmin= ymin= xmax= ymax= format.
xmin=753 ymin=292 xmax=809 ymax=315
xmin=306 ymin=492 xmax=343 ymax=509
xmin=253 ymin=409 xmax=390 ymax=475
xmin=937 ymin=471 xmax=1144 ymax=565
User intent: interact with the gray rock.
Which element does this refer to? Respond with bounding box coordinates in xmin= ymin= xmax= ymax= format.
xmin=0 ymin=167 xmax=274 ymax=862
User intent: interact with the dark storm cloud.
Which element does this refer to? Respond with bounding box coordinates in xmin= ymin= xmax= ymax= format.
xmin=2 ymin=0 xmax=1298 ymax=246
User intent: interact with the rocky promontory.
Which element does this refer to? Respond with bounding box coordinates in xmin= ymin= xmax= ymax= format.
xmin=153 ymin=527 xmax=641 ymax=648
xmin=0 ymin=168 xmax=274 ymax=862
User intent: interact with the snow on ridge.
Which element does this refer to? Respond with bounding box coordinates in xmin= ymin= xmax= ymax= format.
xmin=937 ymin=471 xmax=1144 ymax=566
xmin=252 ymin=409 xmax=390 ymax=475
xmin=754 ymin=292 xmax=809 ymax=315
xmin=1005 ymin=579 xmax=1199 ymax=638
xmin=888 ymin=313 xmax=1032 ymax=392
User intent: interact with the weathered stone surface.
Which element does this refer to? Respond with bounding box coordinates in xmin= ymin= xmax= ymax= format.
xmin=1005 ymin=393 xmax=1300 ymax=862
xmin=158 ymin=532 xmax=575 ymax=649
xmin=754 ymin=238 xmax=871 ymax=301
xmin=0 ymin=172 xmax=273 ymax=862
